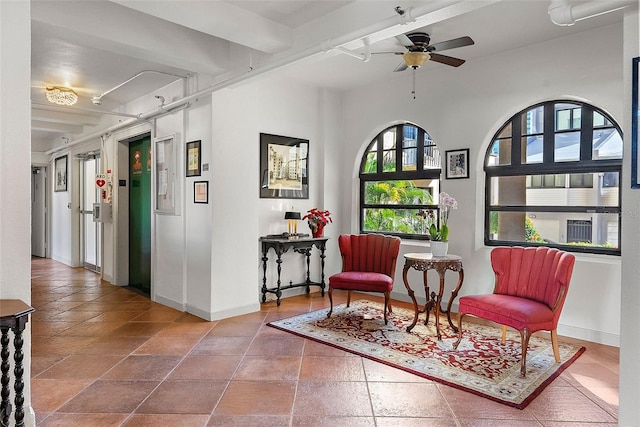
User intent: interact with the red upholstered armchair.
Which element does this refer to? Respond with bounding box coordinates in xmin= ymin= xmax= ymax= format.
xmin=453 ymin=246 xmax=575 ymax=377
xmin=327 ymin=234 xmax=401 ymax=324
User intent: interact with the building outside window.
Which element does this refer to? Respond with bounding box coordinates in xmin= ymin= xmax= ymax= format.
xmin=360 ymin=123 xmax=441 ymax=239
xmin=485 ymin=100 xmax=622 ymax=255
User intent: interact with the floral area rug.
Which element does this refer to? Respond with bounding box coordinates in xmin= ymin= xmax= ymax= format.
xmin=268 ymin=299 xmax=585 ymax=409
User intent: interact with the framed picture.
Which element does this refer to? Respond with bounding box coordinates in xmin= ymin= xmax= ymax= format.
xmin=154 ymin=134 xmax=180 ymax=214
xmin=186 ymin=140 xmax=201 ymax=177
xmin=54 ymin=155 xmax=68 ymax=192
xmin=194 ymin=181 xmax=208 ymax=204
xmin=632 ymin=57 xmax=640 ymax=188
xmin=259 ymin=133 xmax=309 ymax=199
xmin=445 ymin=148 xmax=469 ymax=179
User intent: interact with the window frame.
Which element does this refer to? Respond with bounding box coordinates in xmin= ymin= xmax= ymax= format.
xmin=484 ymin=100 xmax=622 ymax=256
xmin=359 ymin=123 xmax=442 ymax=240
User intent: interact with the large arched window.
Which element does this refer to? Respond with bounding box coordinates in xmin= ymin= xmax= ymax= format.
xmin=485 ymin=100 xmax=622 ymax=255
xmin=360 ymin=123 xmax=441 ymax=239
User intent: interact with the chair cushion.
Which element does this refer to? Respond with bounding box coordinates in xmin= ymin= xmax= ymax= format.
xmin=329 ymin=271 xmax=393 ymax=293
xmin=458 ymin=294 xmax=555 ymax=333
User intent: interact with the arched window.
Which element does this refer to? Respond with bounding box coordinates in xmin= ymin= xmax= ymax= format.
xmin=485 ymin=100 xmax=622 ymax=255
xmin=359 ymin=123 xmax=441 ymax=239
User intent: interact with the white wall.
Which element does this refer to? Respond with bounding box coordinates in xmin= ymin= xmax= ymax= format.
xmin=184 ymin=95 xmax=213 ymax=318
xmin=340 ymin=24 xmax=624 ymax=346
xmin=618 ymin=6 xmax=640 ymax=426
xmin=0 ymin=1 xmax=35 ymax=424
xmin=207 ymin=76 xmax=342 ymax=319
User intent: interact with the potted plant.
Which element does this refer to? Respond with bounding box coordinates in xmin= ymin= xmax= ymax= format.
xmin=303 ymin=208 xmax=332 ymax=238
xmin=417 ymin=192 xmax=457 ymax=256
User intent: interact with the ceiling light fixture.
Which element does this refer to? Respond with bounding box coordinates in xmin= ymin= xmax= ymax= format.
xmin=402 ymin=52 xmax=430 ymax=69
xmin=45 ymin=86 xmax=78 ymax=106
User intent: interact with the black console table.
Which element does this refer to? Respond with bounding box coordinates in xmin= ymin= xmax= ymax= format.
xmin=0 ymin=300 xmax=34 ymax=427
xmin=260 ymin=236 xmax=328 ymax=306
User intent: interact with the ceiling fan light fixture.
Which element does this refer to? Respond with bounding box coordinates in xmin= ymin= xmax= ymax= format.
xmin=403 ymin=51 xmax=430 ymax=69
xmin=45 ymin=86 xmax=78 ymax=106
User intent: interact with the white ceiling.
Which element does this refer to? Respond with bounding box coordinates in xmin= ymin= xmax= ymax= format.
xmin=31 ymin=0 xmax=629 ymax=153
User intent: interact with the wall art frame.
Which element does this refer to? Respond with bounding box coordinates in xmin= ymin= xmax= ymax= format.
xmin=194 ymin=181 xmax=208 ymax=204
xmin=632 ymin=57 xmax=640 ymax=188
xmin=259 ymin=133 xmax=309 ymax=199
xmin=445 ymin=148 xmax=470 ymax=179
xmin=186 ymin=140 xmax=201 ymax=177
xmin=54 ymin=155 xmax=68 ymax=192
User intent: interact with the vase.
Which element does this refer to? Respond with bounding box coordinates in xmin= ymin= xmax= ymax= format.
xmin=312 ymin=223 xmax=324 ymax=238
xmin=430 ymin=241 xmax=448 ymax=257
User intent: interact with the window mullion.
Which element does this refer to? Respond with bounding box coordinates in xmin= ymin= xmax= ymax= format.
xmin=377 ymin=134 xmax=384 ymax=173
xmin=543 ymin=102 xmax=554 ymax=164
xmin=580 ymin=104 xmax=593 ymax=161
xmin=511 ymin=117 xmax=522 ymax=166
xmin=395 ymin=125 xmax=403 ymax=172
xmin=417 ymin=128 xmax=425 ymax=170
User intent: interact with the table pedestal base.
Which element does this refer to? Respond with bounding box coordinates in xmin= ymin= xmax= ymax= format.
xmin=402 ymin=253 xmax=464 ymax=340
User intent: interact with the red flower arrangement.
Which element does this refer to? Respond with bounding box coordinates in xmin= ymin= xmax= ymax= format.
xmin=302 ymin=208 xmax=332 ymax=237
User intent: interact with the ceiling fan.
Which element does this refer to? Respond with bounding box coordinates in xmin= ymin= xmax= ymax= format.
xmin=376 ymin=32 xmax=475 ymax=72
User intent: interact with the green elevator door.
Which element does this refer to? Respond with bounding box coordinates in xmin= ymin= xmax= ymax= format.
xmin=129 ymin=136 xmax=151 ymax=293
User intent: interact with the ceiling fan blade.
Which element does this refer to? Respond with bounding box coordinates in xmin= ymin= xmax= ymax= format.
xmin=395 ymin=33 xmax=414 ymax=47
xmin=370 ymin=51 xmax=404 ymax=55
xmin=429 ymin=53 xmax=465 ymax=67
xmin=428 ymin=36 xmax=474 ymax=52
xmin=393 ymin=61 xmax=408 ymax=72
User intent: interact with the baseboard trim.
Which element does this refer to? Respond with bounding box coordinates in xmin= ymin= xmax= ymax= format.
xmin=153 ymin=294 xmax=185 ymax=312
xmin=204 ymin=303 xmax=261 ymax=322
xmin=557 ymin=324 xmax=620 ymax=347
xmin=184 ymin=303 xmax=260 ymax=322
xmin=50 ymin=254 xmax=73 ymax=267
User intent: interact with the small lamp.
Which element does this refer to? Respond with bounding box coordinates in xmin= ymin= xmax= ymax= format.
xmin=284 ymin=210 xmax=301 ymax=236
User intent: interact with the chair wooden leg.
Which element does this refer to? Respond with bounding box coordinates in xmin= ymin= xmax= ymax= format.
xmin=383 ymin=291 xmax=390 ymax=325
xmin=327 ymin=287 xmax=333 ymax=318
xmin=501 ymin=325 xmax=507 ymax=343
xmin=453 ymin=313 xmax=465 ymax=349
xmin=551 ymin=329 xmax=561 ymax=362
xmin=346 ymin=290 xmax=351 ymax=307
xmin=520 ymin=328 xmax=532 ymax=377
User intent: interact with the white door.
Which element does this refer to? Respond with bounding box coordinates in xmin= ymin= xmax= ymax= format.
xmin=31 ymin=166 xmax=46 ymax=257
xmin=80 ymin=156 xmax=101 ymax=273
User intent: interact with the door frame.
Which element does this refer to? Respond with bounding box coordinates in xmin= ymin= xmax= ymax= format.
xmin=115 ymin=130 xmax=153 ymax=293
xmin=31 ymin=164 xmax=49 ymax=258
xmin=78 ymin=153 xmax=101 ymax=273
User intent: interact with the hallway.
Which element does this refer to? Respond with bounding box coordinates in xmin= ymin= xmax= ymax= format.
xmin=30 ymin=258 xmax=619 ymax=426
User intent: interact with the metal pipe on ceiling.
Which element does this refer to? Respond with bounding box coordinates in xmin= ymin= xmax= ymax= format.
xmin=548 ymin=0 xmax=635 ymax=26
xmin=91 ymin=70 xmax=187 ymax=105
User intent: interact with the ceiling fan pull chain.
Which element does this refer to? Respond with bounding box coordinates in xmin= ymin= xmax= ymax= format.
xmin=412 ymin=68 xmax=416 ymax=100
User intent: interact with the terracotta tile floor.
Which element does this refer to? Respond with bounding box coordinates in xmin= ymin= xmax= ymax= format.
xmin=30 ymin=258 xmax=619 ymax=426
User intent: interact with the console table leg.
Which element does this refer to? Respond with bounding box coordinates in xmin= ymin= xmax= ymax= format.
xmin=305 ymin=249 xmax=312 ymax=293
xmin=319 ymin=244 xmax=326 ymax=296
xmin=261 ymin=251 xmax=269 ymax=303
xmin=276 ymin=252 xmax=283 ymax=306
xmin=0 ymin=328 xmax=10 ymax=427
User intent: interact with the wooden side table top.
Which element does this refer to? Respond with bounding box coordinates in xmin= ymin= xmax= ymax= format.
xmin=404 ymin=252 xmax=462 ymax=262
